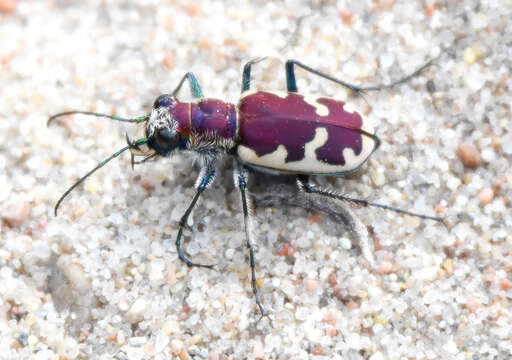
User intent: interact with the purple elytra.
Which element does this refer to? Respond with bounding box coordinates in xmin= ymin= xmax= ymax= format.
xmin=236 ymin=91 xmax=373 ymax=167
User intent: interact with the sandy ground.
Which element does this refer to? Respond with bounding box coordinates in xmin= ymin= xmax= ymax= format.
xmin=0 ymin=1 xmax=511 ymax=359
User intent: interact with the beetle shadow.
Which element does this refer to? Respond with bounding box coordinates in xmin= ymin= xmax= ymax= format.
xmin=249 ymin=172 xmax=374 ymax=267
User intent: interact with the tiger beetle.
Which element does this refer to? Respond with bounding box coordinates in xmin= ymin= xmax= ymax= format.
xmin=49 ymin=57 xmax=444 ymax=316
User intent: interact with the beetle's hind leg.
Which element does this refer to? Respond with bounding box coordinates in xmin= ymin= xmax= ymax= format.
xmin=296 ymin=175 xmax=444 ymax=222
xmin=285 ymin=58 xmax=435 ymax=93
xmin=234 ymin=161 xmax=266 ymax=316
xmin=175 ymin=162 xmax=217 ymax=268
xmin=357 ymin=58 xmax=437 ymax=91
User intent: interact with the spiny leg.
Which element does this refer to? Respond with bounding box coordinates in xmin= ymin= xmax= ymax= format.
xmin=296 ymin=175 xmax=444 ymax=223
xmin=285 ymin=58 xmax=435 ymax=93
xmin=175 ymin=162 xmax=217 ymax=268
xmin=252 ymin=182 xmax=375 ymax=267
xmin=234 ymin=162 xmax=266 ymax=315
xmin=172 ymin=72 xmax=204 ymax=99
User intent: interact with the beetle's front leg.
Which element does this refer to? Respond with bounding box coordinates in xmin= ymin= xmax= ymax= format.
xmin=172 ymin=72 xmax=204 ymax=99
xmin=234 ymin=161 xmax=266 ymax=316
xmin=175 ymin=161 xmax=216 ymax=268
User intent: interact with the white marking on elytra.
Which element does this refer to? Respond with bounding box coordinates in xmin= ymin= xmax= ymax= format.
xmin=306 ymin=127 xmax=329 ymax=158
xmin=238 ymin=126 xmax=377 ymax=174
xmin=266 ymin=90 xmax=288 ymax=99
xmin=240 ymin=89 xmax=290 ymax=100
xmin=240 ymin=89 xmax=258 ymax=99
xmin=361 ymin=118 xmax=374 ymax=134
xmin=238 ymin=144 xmax=288 ymax=170
xmin=342 ymin=102 xmax=374 ymax=134
xmin=342 ymin=102 xmax=357 ymax=114
xmin=302 ymin=94 xmax=330 ymax=116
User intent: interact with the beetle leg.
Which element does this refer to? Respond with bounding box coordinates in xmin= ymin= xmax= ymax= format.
xmin=172 ymin=72 xmax=204 ymax=99
xmin=175 ymin=162 xmax=216 ymax=268
xmin=234 ymin=161 xmax=266 ymax=315
xmin=241 ymin=57 xmax=270 ymax=93
xmin=297 ymin=175 xmax=444 ymax=222
xmin=286 ymin=59 xmax=363 ymax=93
xmin=357 ymin=58 xmax=437 ymax=91
xmin=285 ymin=58 xmax=435 ymax=93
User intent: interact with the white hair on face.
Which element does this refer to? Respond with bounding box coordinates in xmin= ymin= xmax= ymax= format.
xmin=146 ymin=107 xmax=178 ymax=138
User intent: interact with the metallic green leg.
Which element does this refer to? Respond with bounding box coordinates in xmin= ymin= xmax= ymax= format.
xmin=172 ymin=72 xmax=204 ymax=98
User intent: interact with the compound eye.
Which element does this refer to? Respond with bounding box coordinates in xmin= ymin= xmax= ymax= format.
xmin=155 ymin=127 xmax=180 ymax=150
xmin=153 ymin=94 xmax=176 ymax=109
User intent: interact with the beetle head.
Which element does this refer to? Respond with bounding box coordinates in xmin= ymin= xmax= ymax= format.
xmin=48 ymin=95 xmax=187 ymax=215
xmin=129 ymin=94 xmax=186 ymax=157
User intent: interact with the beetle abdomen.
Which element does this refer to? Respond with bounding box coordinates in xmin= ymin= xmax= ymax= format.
xmin=236 ymin=91 xmax=378 ymax=175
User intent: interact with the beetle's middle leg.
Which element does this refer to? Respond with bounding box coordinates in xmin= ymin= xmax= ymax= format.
xmin=175 ymin=161 xmax=217 ymax=268
xmin=240 ymin=57 xmax=272 ymax=93
xmin=296 ymin=175 xmax=444 ymax=222
xmin=234 ymin=161 xmax=266 ymax=315
xmin=285 ymin=59 xmax=435 ymax=93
